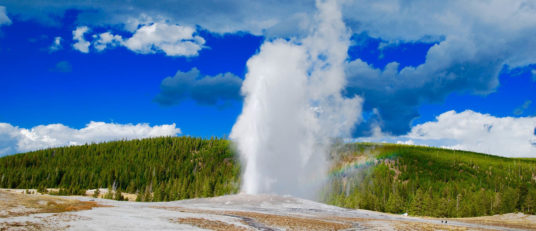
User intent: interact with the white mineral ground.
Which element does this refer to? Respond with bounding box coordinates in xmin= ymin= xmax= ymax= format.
xmin=1 ymin=189 xmax=535 ymax=230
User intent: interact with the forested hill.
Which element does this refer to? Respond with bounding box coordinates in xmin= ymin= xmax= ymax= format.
xmin=323 ymin=143 xmax=536 ymax=217
xmin=1 ymin=137 xmax=535 ymax=217
xmin=0 ymin=137 xmax=241 ymax=201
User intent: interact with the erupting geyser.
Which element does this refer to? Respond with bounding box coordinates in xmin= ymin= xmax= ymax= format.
xmin=230 ymin=0 xmax=362 ymax=199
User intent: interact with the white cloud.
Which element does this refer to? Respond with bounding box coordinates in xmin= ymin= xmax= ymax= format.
xmin=342 ymin=1 xmax=536 ymax=44
xmin=72 ymin=23 xmax=205 ymax=57
xmin=343 ymin=0 xmax=536 ymax=135
xmin=72 ymin=26 xmax=90 ymax=53
xmin=49 ymin=36 xmax=62 ymax=52
xmin=1 ymin=1 xmax=313 ymax=36
xmin=396 ymin=140 xmax=415 ymax=145
xmin=93 ymin=32 xmax=122 ymax=51
xmin=360 ymin=110 xmax=536 ymax=158
xmin=343 ymin=0 xmax=536 ymax=67
xmin=123 ymin=23 xmax=205 ymax=56
xmin=6 ymin=1 xmax=536 ymax=41
xmin=0 ymin=6 xmax=11 ymax=26
xmin=0 ymin=122 xmax=181 ymax=156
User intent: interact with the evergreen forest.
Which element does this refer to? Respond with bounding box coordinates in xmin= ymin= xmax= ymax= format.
xmin=0 ymin=137 xmax=240 ymax=201
xmin=323 ymin=143 xmax=536 ymax=217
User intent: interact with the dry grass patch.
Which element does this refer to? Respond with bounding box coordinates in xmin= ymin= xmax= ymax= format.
xmin=0 ymin=221 xmax=43 ymax=231
xmin=454 ymin=213 xmax=536 ymax=231
xmin=0 ymin=190 xmax=107 ymax=218
xmin=41 ymin=200 xmax=107 ymax=213
xmin=393 ymin=221 xmax=470 ymax=231
xmin=173 ymin=217 xmax=248 ymax=231
xmin=227 ymin=211 xmax=352 ymax=231
xmin=159 ymin=206 xmax=351 ymax=230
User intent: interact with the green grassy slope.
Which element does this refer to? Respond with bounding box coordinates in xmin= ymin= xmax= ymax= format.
xmin=0 ymin=137 xmax=534 ymax=217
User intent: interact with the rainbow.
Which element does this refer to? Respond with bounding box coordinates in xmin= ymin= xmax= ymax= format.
xmin=328 ymin=152 xmax=399 ymax=178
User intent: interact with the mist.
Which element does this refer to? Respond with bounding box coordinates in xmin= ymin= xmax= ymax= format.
xmin=230 ymin=0 xmax=362 ymax=199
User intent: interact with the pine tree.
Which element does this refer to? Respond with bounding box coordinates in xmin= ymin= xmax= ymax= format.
xmin=93 ymin=188 xmax=100 ymax=198
xmin=136 ymin=191 xmax=143 ymax=202
xmin=522 ymin=189 xmax=536 ymax=214
xmin=143 ymin=187 xmax=152 ymax=202
xmin=410 ymin=188 xmax=425 ymax=215
xmin=386 ymin=193 xmax=404 ymax=214
xmin=115 ymin=188 xmax=124 ymax=201
xmin=104 ymin=185 xmax=114 ymax=199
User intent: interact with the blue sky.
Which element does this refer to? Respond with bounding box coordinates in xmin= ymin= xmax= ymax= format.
xmin=0 ymin=17 xmax=259 ymax=137
xmin=0 ymin=1 xmax=535 ymax=157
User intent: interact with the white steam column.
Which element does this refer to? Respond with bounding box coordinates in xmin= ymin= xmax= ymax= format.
xmin=230 ymin=0 xmax=362 ymax=199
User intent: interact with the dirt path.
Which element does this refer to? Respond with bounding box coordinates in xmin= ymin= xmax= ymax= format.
xmin=1 ymin=190 xmax=534 ymax=230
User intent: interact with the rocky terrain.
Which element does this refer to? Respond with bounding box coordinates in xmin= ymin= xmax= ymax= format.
xmin=1 ymin=189 xmax=536 ymax=230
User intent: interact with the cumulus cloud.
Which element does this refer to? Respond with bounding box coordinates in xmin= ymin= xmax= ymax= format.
xmin=49 ymin=36 xmax=62 ymax=52
xmin=93 ymin=32 xmax=122 ymax=51
xmin=343 ymin=0 xmax=536 ymax=135
xmin=154 ymin=68 xmax=242 ymax=106
xmin=0 ymin=6 xmax=11 ymax=26
xmin=0 ymin=122 xmax=181 ymax=156
xmin=359 ymin=110 xmax=536 ymax=157
xmin=123 ymin=23 xmax=205 ymax=56
xmin=72 ymin=23 xmax=205 ymax=56
xmin=0 ymin=123 xmax=19 ymax=155
xmin=72 ymin=26 xmax=90 ymax=53
xmin=1 ymin=1 xmax=314 ymax=36
xmin=345 ymin=51 xmax=502 ymax=135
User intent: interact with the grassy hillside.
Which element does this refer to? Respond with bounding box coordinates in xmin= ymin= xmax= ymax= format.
xmin=323 ymin=143 xmax=536 ymax=217
xmin=1 ymin=137 xmax=535 ymax=217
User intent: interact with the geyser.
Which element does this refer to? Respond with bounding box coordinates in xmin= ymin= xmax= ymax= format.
xmin=230 ymin=0 xmax=362 ymax=198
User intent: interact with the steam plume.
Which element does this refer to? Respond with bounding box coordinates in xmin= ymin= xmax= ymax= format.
xmin=230 ymin=0 xmax=362 ymax=198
